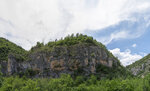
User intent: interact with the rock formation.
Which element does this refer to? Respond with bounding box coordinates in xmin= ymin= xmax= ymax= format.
xmin=0 ymin=35 xmax=127 ymax=78
xmin=127 ymin=54 xmax=150 ymax=77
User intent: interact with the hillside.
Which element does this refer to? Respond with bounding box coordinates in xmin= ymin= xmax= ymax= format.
xmin=0 ymin=34 xmax=130 ymax=78
xmin=0 ymin=37 xmax=27 ymax=61
xmin=127 ymin=54 xmax=150 ymax=77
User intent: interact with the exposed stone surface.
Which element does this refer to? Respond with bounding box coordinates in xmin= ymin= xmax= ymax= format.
xmin=0 ymin=44 xmax=120 ymax=78
xmin=127 ymin=56 xmax=150 ymax=77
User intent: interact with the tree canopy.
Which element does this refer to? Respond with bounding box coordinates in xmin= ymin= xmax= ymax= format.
xmin=0 ymin=38 xmax=27 ymax=61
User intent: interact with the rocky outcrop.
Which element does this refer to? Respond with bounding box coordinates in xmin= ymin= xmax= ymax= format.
xmin=127 ymin=54 xmax=150 ymax=77
xmin=129 ymin=64 xmax=146 ymax=76
xmin=0 ymin=44 xmax=120 ymax=78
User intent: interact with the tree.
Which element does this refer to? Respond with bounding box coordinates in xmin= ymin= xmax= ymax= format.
xmin=36 ymin=42 xmax=44 ymax=48
xmin=0 ymin=66 xmax=3 ymax=87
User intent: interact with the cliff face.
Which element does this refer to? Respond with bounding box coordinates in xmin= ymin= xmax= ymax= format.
xmin=127 ymin=54 xmax=150 ymax=77
xmin=0 ymin=44 xmax=120 ymax=78
xmin=0 ymin=34 xmax=128 ymax=78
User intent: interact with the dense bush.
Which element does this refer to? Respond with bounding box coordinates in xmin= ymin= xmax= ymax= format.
xmin=0 ymin=38 xmax=27 ymax=61
xmin=0 ymin=67 xmax=3 ymax=87
xmin=0 ymin=74 xmax=150 ymax=91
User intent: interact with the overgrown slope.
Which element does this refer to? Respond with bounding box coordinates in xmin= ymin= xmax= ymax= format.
xmin=0 ymin=34 xmax=131 ymax=78
xmin=30 ymin=34 xmax=116 ymax=59
xmin=127 ymin=54 xmax=150 ymax=76
xmin=0 ymin=37 xmax=27 ymax=61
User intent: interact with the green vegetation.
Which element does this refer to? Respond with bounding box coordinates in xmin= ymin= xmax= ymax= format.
xmin=127 ymin=54 xmax=150 ymax=69
xmin=0 ymin=34 xmax=118 ymax=62
xmin=0 ymin=67 xmax=3 ymax=87
xmin=0 ymin=34 xmax=128 ymax=78
xmin=0 ymin=37 xmax=27 ymax=61
xmin=0 ymin=34 xmax=138 ymax=90
xmin=95 ymin=64 xmax=132 ymax=79
xmin=0 ymin=74 xmax=150 ymax=91
xmin=0 ymin=35 xmax=150 ymax=90
xmin=30 ymin=33 xmax=117 ymax=59
xmin=126 ymin=54 xmax=150 ymax=77
xmin=30 ymin=33 xmax=99 ymax=53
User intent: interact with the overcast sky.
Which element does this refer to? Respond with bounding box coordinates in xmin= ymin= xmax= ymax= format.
xmin=0 ymin=0 xmax=150 ymax=66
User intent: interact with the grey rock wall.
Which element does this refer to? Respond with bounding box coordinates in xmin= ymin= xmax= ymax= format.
xmin=0 ymin=45 xmax=119 ymax=78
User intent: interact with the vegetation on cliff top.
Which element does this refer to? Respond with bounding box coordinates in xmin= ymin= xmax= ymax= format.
xmin=127 ymin=54 xmax=150 ymax=69
xmin=126 ymin=54 xmax=150 ymax=77
xmin=0 ymin=37 xmax=27 ymax=61
xmin=0 ymin=34 xmax=117 ymax=61
xmin=0 ymin=34 xmax=129 ymax=77
xmin=0 ymin=34 xmax=144 ymax=90
xmin=30 ymin=33 xmax=116 ymax=59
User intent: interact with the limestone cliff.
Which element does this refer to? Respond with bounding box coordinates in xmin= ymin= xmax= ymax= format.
xmin=0 ymin=35 xmax=127 ymax=78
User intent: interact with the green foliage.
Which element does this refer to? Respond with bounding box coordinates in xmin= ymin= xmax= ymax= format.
xmin=127 ymin=54 xmax=150 ymax=69
xmin=1 ymin=74 xmax=150 ymax=91
xmin=0 ymin=34 xmax=150 ymax=91
xmin=74 ymin=76 xmax=85 ymax=86
xmin=29 ymin=34 xmax=118 ymax=61
xmin=127 ymin=54 xmax=150 ymax=77
xmin=30 ymin=33 xmax=97 ymax=53
xmin=24 ymin=69 xmax=39 ymax=77
xmin=96 ymin=64 xmax=111 ymax=74
xmin=0 ymin=37 xmax=27 ymax=61
xmin=30 ymin=42 xmax=44 ymax=52
xmin=0 ymin=34 xmax=119 ymax=64
xmin=91 ymin=53 xmax=95 ymax=57
xmin=0 ymin=66 xmax=3 ymax=87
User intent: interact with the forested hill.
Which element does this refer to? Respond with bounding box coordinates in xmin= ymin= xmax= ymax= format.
xmin=127 ymin=54 xmax=150 ymax=77
xmin=0 ymin=37 xmax=27 ymax=61
xmin=0 ymin=34 xmax=130 ymax=78
xmin=2 ymin=34 xmax=150 ymax=91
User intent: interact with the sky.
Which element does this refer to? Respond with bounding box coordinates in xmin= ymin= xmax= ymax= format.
xmin=0 ymin=0 xmax=150 ymax=66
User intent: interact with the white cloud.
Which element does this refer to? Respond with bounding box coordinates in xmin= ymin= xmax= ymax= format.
xmin=100 ymin=31 xmax=129 ymax=45
xmin=110 ymin=48 xmax=143 ymax=66
xmin=0 ymin=0 xmax=150 ymax=50
xmin=132 ymin=44 xmax=137 ymax=48
xmin=97 ymin=16 xmax=149 ymax=45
